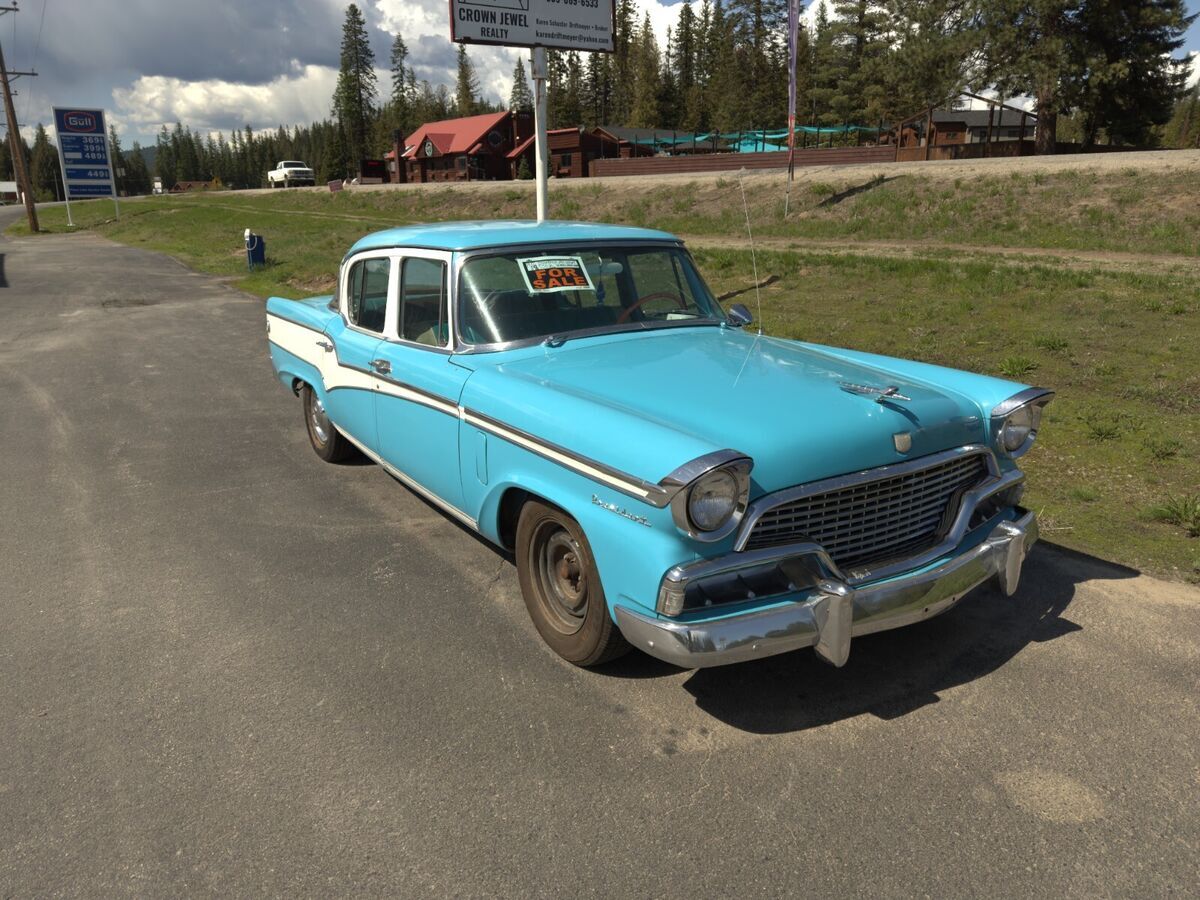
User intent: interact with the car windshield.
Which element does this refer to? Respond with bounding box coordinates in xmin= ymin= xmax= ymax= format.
xmin=457 ymin=244 xmax=723 ymax=346
xmin=283 ymin=161 xmax=306 ymax=168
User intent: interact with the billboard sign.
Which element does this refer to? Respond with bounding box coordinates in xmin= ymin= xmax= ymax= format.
xmin=450 ymin=0 xmax=614 ymax=52
xmin=53 ymin=107 xmax=117 ymax=201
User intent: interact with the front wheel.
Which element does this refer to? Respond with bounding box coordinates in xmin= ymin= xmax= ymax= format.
xmin=516 ymin=501 xmax=629 ymax=666
xmin=301 ymin=383 xmax=356 ymax=462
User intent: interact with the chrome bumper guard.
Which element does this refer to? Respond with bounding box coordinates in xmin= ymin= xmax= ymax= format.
xmin=614 ymin=510 xmax=1038 ymax=669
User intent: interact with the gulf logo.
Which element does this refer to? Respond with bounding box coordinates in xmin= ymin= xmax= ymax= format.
xmin=60 ymin=110 xmax=99 ymax=132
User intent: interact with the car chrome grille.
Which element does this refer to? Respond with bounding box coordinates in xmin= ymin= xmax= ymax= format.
xmin=742 ymin=452 xmax=991 ymax=567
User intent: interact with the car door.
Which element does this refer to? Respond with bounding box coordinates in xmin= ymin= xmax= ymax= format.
xmin=373 ymin=252 xmax=472 ymax=514
xmin=320 ymin=252 xmax=392 ymax=454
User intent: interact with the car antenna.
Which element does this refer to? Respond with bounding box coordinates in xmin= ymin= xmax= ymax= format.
xmin=737 ymin=168 xmax=764 ymax=336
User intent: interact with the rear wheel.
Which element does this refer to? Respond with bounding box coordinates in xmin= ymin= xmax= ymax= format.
xmin=301 ymin=383 xmax=355 ymax=462
xmin=516 ymin=500 xmax=629 ymax=666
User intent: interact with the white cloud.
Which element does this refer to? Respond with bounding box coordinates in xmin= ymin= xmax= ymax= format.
xmin=112 ymin=64 xmax=340 ymax=138
xmin=1187 ymin=52 xmax=1199 ymax=89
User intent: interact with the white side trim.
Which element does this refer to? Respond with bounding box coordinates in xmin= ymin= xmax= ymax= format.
xmin=267 ymin=312 xmax=457 ymax=416
xmin=461 ymin=410 xmax=655 ymax=501
xmin=269 ymin=311 xmax=670 ymax=507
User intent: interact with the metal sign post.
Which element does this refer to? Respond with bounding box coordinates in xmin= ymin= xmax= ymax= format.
xmin=449 ymin=0 xmax=614 ymax=223
xmin=531 ymin=46 xmax=549 ymax=223
xmin=52 ymin=107 xmax=119 ymax=222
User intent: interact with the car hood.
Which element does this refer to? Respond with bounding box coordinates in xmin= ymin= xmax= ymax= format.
xmin=461 ymin=327 xmax=990 ymax=496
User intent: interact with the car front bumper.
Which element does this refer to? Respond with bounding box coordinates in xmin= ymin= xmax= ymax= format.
xmin=614 ymin=509 xmax=1038 ymax=669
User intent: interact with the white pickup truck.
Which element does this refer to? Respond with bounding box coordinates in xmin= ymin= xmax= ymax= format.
xmin=267 ymin=161 xmax=315 ymax=188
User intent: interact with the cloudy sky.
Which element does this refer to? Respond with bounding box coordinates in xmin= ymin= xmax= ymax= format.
xmin=9 ymin=0 xmax=1200 ymax=148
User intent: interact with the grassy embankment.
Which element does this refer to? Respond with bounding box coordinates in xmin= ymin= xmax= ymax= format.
xmin=14 ymin=167 xmax=1199 ymax=581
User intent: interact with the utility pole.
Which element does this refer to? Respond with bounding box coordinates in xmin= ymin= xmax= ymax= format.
xmin=0 ymin=3 xmax=38 ymax=232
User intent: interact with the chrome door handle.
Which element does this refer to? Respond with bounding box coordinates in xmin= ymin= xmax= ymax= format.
xmin=315 ymin=340 xmax=334 ymax=352
xmin=369 ymin=359 xmax=391 ymax=375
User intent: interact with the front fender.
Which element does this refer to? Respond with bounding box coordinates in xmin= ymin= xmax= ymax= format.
xmin=472 ymin=442 xmax=698 ymax=622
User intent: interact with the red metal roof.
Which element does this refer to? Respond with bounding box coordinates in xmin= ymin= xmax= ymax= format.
xmin=396 ymin=111 xmax=512 ymax=159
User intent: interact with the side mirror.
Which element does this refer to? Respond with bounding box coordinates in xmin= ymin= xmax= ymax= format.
xmin=727 ymin=303 xmax=753 ymax=327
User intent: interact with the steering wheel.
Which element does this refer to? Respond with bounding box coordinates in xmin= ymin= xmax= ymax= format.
xmin=616 ymin=291 xmax=687 ymax=324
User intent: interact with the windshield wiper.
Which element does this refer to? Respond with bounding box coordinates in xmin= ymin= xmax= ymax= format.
xmin=543 ymin=334 xmax=568 ymax=348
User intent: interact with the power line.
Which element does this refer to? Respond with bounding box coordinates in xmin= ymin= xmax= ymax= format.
xmin=22 ymin=0 xmax=46 ymax=126
xmin=0 ymin=1 xmax=39 ymax=232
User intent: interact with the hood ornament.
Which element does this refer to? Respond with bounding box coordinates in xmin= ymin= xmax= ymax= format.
xmin=840 ymin=382 xmax=912 ymax=403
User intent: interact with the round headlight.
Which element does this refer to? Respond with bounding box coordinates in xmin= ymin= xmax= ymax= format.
xmin=687 ymin=469 xmax=740 ymax=532
xmin=996 ymin=402 xmax=1045 ymax=457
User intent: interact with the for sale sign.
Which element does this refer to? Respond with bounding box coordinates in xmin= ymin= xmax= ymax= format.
xmin=450 ymin=0 xmax=614 ymax=52
xmin=517 ymin=255 xmax=595 ymax=292
xmin=53 ymin=107 xmax=117 ymax=201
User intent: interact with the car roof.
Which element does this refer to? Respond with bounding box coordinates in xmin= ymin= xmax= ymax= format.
xmin=346 ymin=220 xmax=681 ymax=254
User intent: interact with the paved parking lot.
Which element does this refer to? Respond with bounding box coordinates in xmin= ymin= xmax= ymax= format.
xmin=1 ymin=212 xmax=1197 ymax=896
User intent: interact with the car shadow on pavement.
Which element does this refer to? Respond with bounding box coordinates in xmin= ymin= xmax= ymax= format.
xmin=604 ymin=542 xmax=1137 ymax=733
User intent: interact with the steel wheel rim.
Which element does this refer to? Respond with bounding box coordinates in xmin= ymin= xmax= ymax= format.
xmin=308 ymin=392 xmax=331 ymax=444
xmin=532 ymin=521 xmax=588 ymax=635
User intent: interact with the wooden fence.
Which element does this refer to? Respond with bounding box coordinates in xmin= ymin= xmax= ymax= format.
xmin=590 ymin=140 xmax=1150 ymax=177
xmin=589 ymin=146 xmax=898 ymax=177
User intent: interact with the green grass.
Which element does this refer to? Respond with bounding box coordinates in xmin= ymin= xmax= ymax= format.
xmin=688 ymin=248 xmax=1200 ymax=580
xmin=12 ymin=182 xmax=1200 ymax=581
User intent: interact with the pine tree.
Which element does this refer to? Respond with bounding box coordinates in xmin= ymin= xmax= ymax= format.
xmin=826 ymin=1 xmax=890 ymax=127
xmin=455 ymin=45 xmax=481 ymax=116
xmin=562 ymin=52 xmax=585 ymax=125
xmin=707 ymin=0 xmax=745 ymax=131
xmin=982 ymin=1 xmax=1079 ymax=153
xmin=509 ymin=58 xmax=534 ymax=114
xmin=332 ymin=3 xmax=378 ymax=167
xmin=730 ymin=0 xmax=788 ymax=129
xmin=809 ymin=0 xmax=838 ymax=125
xmin=547 ymin=50 xmax=568 ymax=126
xmin=0 ymin=132 xmax=13 ymax=181
xmin=878 ymin=1 xmax=981 ymax=124
xmin=583 ymin=51 xmax=612 ymax=126
xmin=611 ymin=0 xmax=639 ymax=123
xmin=629 ymin=13 xmax=663 ymax=127
xmin=658 ymin=29 xmax=680 ymax=128
xmin=30 ymin=124 xmax=62 ymax=202
xmin=390 ymin=33 xmax=416 ymax=135
xmin=1163 ymin=79 xmax=1200 ymax=148
xmin=683 ymin=0 xmax=714 ymax=131
xmin=125 ymin=142 xmax=151 ymax=194
xmin=1070 ymin=0 xmax=1195 ymax=147
xmin=675 ymin=3 xmax=698 ymax=101
xmin=108 ymin=123 xmax=125 ymax=195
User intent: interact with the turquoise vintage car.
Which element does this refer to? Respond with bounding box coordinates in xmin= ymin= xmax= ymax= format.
xmin=265 ymin=221 xmax=1052 ymax=669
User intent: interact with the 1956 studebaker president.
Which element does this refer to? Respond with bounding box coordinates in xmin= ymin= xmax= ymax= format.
xmin=265 ymin=221 xmax=1052 ymax=669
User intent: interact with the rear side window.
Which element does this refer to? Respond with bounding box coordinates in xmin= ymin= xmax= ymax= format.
xmin=346 ymin=257 xmax=390 ymax=333
xmin=400 ymin=258 xmax=448 ymax=347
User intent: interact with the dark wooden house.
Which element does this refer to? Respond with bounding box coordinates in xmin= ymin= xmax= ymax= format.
xmin=388 ymin=111 xmax=533 ymax=183
xmin=507 ymin=127 xmax=622 ymax=178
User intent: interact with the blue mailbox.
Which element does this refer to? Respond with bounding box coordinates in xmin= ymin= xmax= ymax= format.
xmin=245 ymin=229 xmax=266 ymax=269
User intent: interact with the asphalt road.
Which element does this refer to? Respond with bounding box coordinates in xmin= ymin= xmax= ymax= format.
xmin=1 ymin=210 xmax=1197 ymax=897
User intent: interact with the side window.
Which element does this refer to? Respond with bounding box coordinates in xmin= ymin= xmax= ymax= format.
xmin=400 ymin=257 xmax=448 ymax=347
xmin=346 ymin=257 xmax=390 ymax=333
